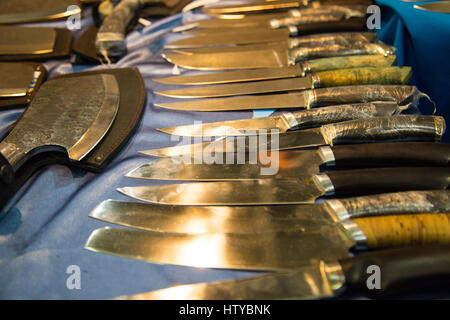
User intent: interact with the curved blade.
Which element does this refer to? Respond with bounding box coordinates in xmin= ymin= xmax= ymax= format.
xmin=85 ymin=226 xmax=352 ymax=270
xmin=162 ymin=50 xmax=289 ymax=70
xmin=165 ymin=29 xmax=289 ymax=48
xmin=154 ymin=65 xmax=302 ymax=85
xmin=155 ymin=77 xmax=313 ymax=99
xmin=89 ymin=200 xmax=334 ymax=234
xmin=202 ymin=0 xmax=304 ymax=14
xmin=414 ymin=1 xmax=450 ymax=13
xmin=172 ymin=42 xmax=287 ymax=55
xmin=117 ymin=177 xmax=324 ymax=205
xmin=155 ymin=91 xmax=310 ymax=111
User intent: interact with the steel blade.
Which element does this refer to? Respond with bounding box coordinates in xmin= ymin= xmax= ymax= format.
xmin=156 ymin=77 xmax=313 ymax=98
xmin=158 ymin=115 xmax=292 ymax=136
xmin=182 ymin=18 xmax=272 ymax=29
xmin=154 ymin=65 xmax=303 ymax=85
xmin=155 ymin=91 xmax=310 ymax=111
xmin=90 ymin=200 xmax=336 ymax=234
xmin=140 ymin=128 xmax=326 ymax=157
xmin=127 ymin=149 xmax=321 ymax=180
xmin=202 ymin=0 xmax=305 ymax=14
xmin=172 ymin=42 xmax=287 ymax=55
xmin=164 ymin=29 xmax=289 ymax=48
xmin=85 ymin=226 xmax=353 ymax=270
xmin=117 ymin=176 xmax=325 ymax=205
xmin=119 ymin=263 xmax=337 ymax=300
xmin=415 ymin=1 xmax=450 ymax=13
xmin=0 ymin=26 xmax=55 ymax=55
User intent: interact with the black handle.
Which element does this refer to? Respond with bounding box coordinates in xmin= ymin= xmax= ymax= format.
xmin=330 ymin=142 xmax=450 ymax=167
xmin=0 ymin=152 xmax=15 ymax=215
xmin=325 ymin=166 xmax=450 ymax=196
xmin=290 ymin=17 xmax=366 ymax=36
xmin=339 ymin=244 xmax=450 ymax=298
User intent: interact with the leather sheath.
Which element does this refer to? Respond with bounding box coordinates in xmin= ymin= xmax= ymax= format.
xmin=0 ymin=62 xmax=47 ymax=110
xmin=0 ymin=27 xmax=72 ymax=61
xmin=1 ymin=68 xmax=145 ymax=215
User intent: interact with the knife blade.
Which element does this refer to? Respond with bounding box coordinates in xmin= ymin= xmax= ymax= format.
xmin=154 ymin=85 xmax=421 ymax=111
xmin=154 ymin=55 xmax=396 ymax=85
xmin=162 ymin=43 xmax=395 ymax=71
xmin=91 ymin=190 xmax=450 ymax=234
xmin=165 ymin=18 xmax=368 ymax=48
xmin=85 ymin=212 xmax=450 ymax=271
xmin=158 ymin=101 xmax=399 ymax=136
xmin=128 ymin=142 xmax=450 ymax=181
xmin=414 ymin=1 xmax=450 ymax=14
xmin=141 ymin=115 xmax=445 ymax=157
xmin=117 ymin=245 xmax=450 ymax=299
xmin=155 ymin=66 xmax=410 ymax=99
xmin=118 ymin=166 xmax=450 ymax=206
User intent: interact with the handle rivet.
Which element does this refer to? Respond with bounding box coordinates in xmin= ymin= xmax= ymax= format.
xmin=95 ymin=156 xmax=102 ymax=162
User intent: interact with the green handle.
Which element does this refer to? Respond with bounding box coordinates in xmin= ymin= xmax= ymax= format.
xmin=315 ymin=66 xmax=412 ymax=87
xmin=305 ymin=55 xmax=397 ymax=73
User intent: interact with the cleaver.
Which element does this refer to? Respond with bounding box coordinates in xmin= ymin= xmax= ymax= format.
xmin=0 ymin=68 xmax=146 ymax=214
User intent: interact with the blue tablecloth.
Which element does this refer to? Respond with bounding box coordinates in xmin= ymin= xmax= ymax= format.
xmin=0 ymin=1 xmax=449 ymax=299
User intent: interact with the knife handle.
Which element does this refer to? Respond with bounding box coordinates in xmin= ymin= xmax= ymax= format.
xmin=327 ymin=190 xmax=450 ymax=220
xmin=312 ymin=85 xmax=424 ymax=107
xmin=319 ymin=166 xmax=450 ymax=196
xmin=0 ymin=152 xmax=15 ymax=212
xmin=303 ymin=55 xmax=396 ymax=74
xmin=352 ymin=214 xmax=450 ymax=248
xmin=291 ymin=101 xmax=399 ymax=128
xmin=338 ymin=244 xmax=450 ymax=298
xmin=322 ymin=115 xmax=445 ymax=145
xmin=289 ymin=43 xmax=396 ymax=64
xmin=314 ymin=66 xmax=412 ymax=87
xmin=288 ymin=17 xmax=366 ymax=36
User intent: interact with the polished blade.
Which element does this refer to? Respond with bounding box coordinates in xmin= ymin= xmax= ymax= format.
xmin=119 ymin=263 xmax=337 ymax=300
xmin=118 ymin=176 xmax=325 ymax=205
xmin=164 ymin=29 xmax=289 ymax=48
xmin=140 ymin=128 xmax=326 ymax=157
xmin=202 ymin=0 xmax=304 ymax=14
xmin=156 ymin=77 xmax=313 ymax=99
xmin=155 ymin=91 xmax=310 ymax=111
xmin=182 ymin=18 xmax=272 ymax=29
xmin=85 ymin=226 xmax=352 ymax=270
xmin=158 ymin=115 xmax=292 ymax=136
xmin=154 ymin=65 xmax=302 ymax=85
xmin=415 ymin=1 xmax=450 ymax=13
xmin=90 ymin=200 xmax=336 ymax=234
xmin=172 ymin=42 xmax=287 ymax=55
xmin=127 ymin=149 xmax=321 ymax=180
xmin=162 ymin=50 xmax=289 ymax=70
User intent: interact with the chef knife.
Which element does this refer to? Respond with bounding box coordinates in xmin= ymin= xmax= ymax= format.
xmin=118 ymin=245 xmax=450 ymax=299
xmin=155 ymin=67 xmax=410 ymax=99
xmin=154 ymin=85 xmax=423 ymax=111
xmin=128 ymin=142 xmax=450 ymax=181
xmin=85 ymin=212 xmax=450 ymax=271
xmin=91 ymin=190 xmax=450 ymax=234
xmin=201 ymin=0 xmax=374 ymax=15
xmin=414 ymin=1 xmax=450 ymax=14
xmin=118 ymin=166 xmax=450 ymax=206
xmin=141 ymin=115 xmax=444 ymax=157
xmin=162 ymin=43 xmax=395 ymax=71
xmin=165 ymin=18 xmax=369 ymax=48
xmin=154 ymin=55 xmax=396 ymax=85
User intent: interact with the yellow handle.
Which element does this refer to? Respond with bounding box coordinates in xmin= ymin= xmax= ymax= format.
xmin=354 ymin=213 xmax=450 ymax=249
xmin=316 ymin=66 xmax=412 ymax=87
xmin=307 ymin=55 xmax=397 ymax=73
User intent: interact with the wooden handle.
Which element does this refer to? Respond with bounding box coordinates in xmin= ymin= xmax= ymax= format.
xmin=306 ymin=55 xmax=397 ymax=73
xmin=354 ymin=214 xmax=450 ymax=249
xmin=316 ymin=66 xmax=411 ymax=87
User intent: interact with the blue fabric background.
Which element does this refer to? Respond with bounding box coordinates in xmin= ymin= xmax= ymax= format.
xmin=0 ymin=1 xmax=449 ymax=299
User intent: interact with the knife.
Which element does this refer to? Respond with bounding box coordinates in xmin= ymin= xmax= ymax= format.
xmin=129 ymin=142 xmax=450 ymax=181
xmin=162 ymin=43 xmax=395 ymax=71
xmin=154 ymin=55 xmax=396 ymax=85
xmin=414 ymin=1 xmax=450 ymax=14
xmin=141 ymin=115 xmax=444 ymax=157
xmin=158 ymin=101 xmax=400 ymax=136
xmin=165 ymin=18 xmax=369 ymax=48
xmin=201 ymin=0 xmax=374 ymax=15
xmin=91 ymin=190 xmax=450 ymax=234
xmin=154 ymin=85 xmax=422 ymax=111
xmin=118 ymin=166 xmax=450 ymax=206
xmin=117 ymin=245 xmax=450 ymax=299
xmin=85 ymin=212 xmax=450 ymax=271
xmin=156 ymin=67 xmax=410 ymax=99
